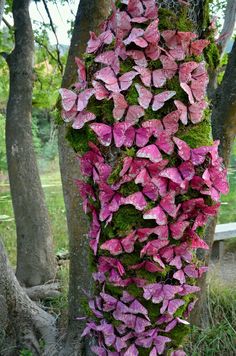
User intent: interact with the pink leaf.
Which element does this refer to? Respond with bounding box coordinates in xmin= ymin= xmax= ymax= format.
xmin=137 ymin=144 xmax=162 ymax=163
xmin=90 ymin=123 xmax=112 ymax=146
xmin=72 ymin=111 xmax=96 ymax=129
xmin=121 ymin=192 xmax=147 ymax=211
xmin=152 ymin=91 xmax=176 ymax=111
xmin=173 ymin=137 xmax=191 ymax=161
xmin=143 ymin=206 xmax=167 ymax=225
xmin=100 ymin=239 xmax=123 ymax=255
xmin=59 ymin=88 xmax=77 ymax=111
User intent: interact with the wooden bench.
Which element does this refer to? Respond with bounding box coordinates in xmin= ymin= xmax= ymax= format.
xmin=212 ymin=223 xmax=236 ymax=259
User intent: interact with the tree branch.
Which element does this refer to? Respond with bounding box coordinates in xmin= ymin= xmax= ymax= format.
xmin=41 ymin=0 xmax=63 ymax=74
xmin=218 ymin=0 xmax=236 ymax=55
xmin=0 ymin=0 xmax=5 ymax=26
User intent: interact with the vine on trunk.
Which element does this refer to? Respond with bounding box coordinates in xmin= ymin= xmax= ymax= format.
xmin=60 ymin=1 xmax=228 ymax=354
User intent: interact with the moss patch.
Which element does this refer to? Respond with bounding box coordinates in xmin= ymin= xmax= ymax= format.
xmin=176 ymin=118 xmax=213 ymax=149
xmin=66 ymin=125 xmax=98 ymax=154
xmin=158 ymin=8 xmax=194 ymax=32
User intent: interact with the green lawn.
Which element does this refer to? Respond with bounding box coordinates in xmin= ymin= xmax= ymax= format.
xmin=0 ymin=169 xmax=68 ymax=266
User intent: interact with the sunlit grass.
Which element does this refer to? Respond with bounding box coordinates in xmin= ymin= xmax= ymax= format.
xmin=186 ymin=278 xmax=236 ymax=355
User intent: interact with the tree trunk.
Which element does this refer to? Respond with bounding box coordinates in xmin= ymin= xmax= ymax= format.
xmin=58 ymin=1 xmax=111 ymax=354
xmin=6 ymin=0 xmax=56 ymax=287
xmin=0 ymin=239 xmax=57 ymax=356
xmin=0 ymin=0 xmax=5 ymax=25
xmin=191 ymin=33 xmax=236 ymax=329
xmin=212 ymin=39 xmax=236 ymax=166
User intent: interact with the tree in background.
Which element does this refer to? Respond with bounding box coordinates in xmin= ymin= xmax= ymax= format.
xmin=5 ymin=0 xmax=56 ymax=286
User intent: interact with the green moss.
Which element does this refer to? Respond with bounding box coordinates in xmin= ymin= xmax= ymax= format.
xmin=87 ymin=96 xmax=115 ymax=125
xmin=169 ymin=324 xmax=190 ymax=348
xmin=126 ymin=283 xmax=142 ymax=298
xmin=166 ymin=76 xmax=188 ymax=104
xmin=125 ymin=147 xmax=136 ymax=157
xmin=126 ymin=84 xmax=139 ymax=105
xmin=113 ymin=206 xmax=144 ymax=235
xmin=158 ymin=8 xmax=194 ymax=32
xmin=80 ymin=297 xmax=94 ymax=317
xmin=107 ymin=160 xmax=123 ymax=185
xmin=101 ymin=99 xmax=115 ymax=124
xmin=204 ymin=41 xmax=220 ymax=70
xmin=120 ymin=58 xmax=135 ymax=73
xmin=66 ymin=125 xmax=98 ymax=154
xmin=83 ymin=53 xmax=95 ymax=70
xmin=148 ymin=59 xmax=162 ymax=70
xmin=176 ymin=118 xmax=213 ymax=149
xmin=119 ymin=181 xmax=140 ymax=197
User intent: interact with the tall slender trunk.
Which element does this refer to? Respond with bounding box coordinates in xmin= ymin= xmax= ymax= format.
xmin=58 ymin=1 xmax=111 ymax=354
xmin=6 ymin=0 xmax=56 ymax=287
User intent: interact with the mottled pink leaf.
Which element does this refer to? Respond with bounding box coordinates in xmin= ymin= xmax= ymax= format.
xmin=170 ymin=221 xmax=190 ymax=240
xmin=135 ymin=83 xmax=153 ymax=109
xmin=121 ymin=192 xmax=147 ymax=211
xmin=59 ymin=88 xmax=77 ymax=111
xmin=137 ymin=144 xmax=162 ymax=163
xmin=152 ymin=91 xmax=176 ymax=111
xmin=143 ymin=206 xmax=167 ymax=225
xmin=90 ymin=123 xmax=112 ymax=146
xmin=72 ymin=111 xmax=96 ymax=129
xmin=173 ymin=137 xmax=191 ymax=161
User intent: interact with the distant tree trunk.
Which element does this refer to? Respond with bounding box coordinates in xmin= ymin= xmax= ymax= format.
xmin=6 ymin=0 xmax=56 ymax=287
xmin=191 ymin=38 xmax=236 ymax=329
xmin=0 ymin=0 xmax=5 ymax=25
xmin=0 ymin=239 xmax=57 ymax=356
xmin=57 ymin=1 xmax=111 ymax=354
xmin=212 ymin=39 xmax=236 ymax=166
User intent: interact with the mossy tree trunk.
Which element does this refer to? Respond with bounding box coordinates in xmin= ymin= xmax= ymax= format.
xmin=6 ymin=0 xmax=56 ymax=287
xmin=57 ymin=1 xmax=111 ymax=355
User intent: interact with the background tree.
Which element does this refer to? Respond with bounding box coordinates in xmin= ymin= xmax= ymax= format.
xmin=5 ymin=0 xmax=56 ymax=287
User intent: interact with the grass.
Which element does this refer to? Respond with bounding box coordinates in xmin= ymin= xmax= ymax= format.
xmin=186 ymin=279 xmax=236 ymax=355
xmin=0 ymin=161 xmax=236 ymax=355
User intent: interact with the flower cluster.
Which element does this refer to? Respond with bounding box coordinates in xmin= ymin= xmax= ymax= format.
xmin=59 ymin=0 xmax=228 ymax=355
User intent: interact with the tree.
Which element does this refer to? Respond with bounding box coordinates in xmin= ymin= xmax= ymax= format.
xmin=0 ymin=239 xmax=57 ymax=356
xmin=59 ymin=0 xmax=228 ymax=354
xmin=57 ymin=1 xmax=111 ymax=354
xmin=5 ymin=0 xmax=56 ymax=287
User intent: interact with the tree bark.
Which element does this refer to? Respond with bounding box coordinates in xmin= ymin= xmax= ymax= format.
xmin=192 ymin=39 xmax=236 ymax=328
xmin=58 ymin=1 xmax=111 ymax=355
xmin=6 ymin=0 xmax=56 ymax=287
xmin=208 ymin=0 xmax=236 ymax=99
xmin=0 ymin=239 xmax=57 ymax=356
xmin=218 ymin=0 xmax=236 ymax=56
xmin=212 ymin=39 xmax=236 ymax=166
xmin=0 ymin=0 xmax=5 ymax=25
